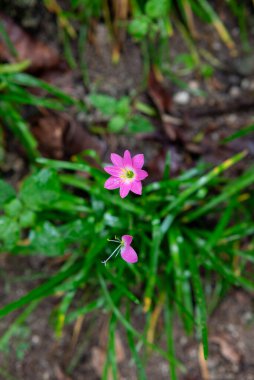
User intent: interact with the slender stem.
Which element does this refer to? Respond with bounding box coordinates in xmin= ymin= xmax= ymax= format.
xmin=107 ymin=239 xmax=120 ymax=243
xmin=102 ymin=245 xmax=121 ymax=265
xmin=115 ymin=247 xmax=122 ymax=257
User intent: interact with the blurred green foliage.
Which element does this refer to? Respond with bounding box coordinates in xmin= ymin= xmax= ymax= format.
xmin=0 ymin=151 xmax=253 ymax=378
xmin=0 ymin=60 xmax=82 ymax=159
xmin=45 ymin=0 xmax=253 ymax=81
xmin=89 ymin=93 xmax=155 ymax=133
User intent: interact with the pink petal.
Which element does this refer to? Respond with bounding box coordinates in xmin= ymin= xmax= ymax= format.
xmin=121 ymin=245 xmax=138 ymax=264
xmin=132 ymin=154 xmax=144 ymax=169
xmin=104 ymin=166 xmax=122 ymax=177
xmin=122 ymin=235 xmax=133 ymax=246
xmin=123 ymin=150 xmax=132 ymax=167
xmin=131 ymin=181 xmax=142 ymax=195
xmin=104 ymin=177 xmax=121 ymax=190
xmin=120 ymin=182 xmax=131 ymax=198
xmin=136 ymin=169 xmax=148 ymax=181
xmin=111 ymin=153 xmax=123 ymax=167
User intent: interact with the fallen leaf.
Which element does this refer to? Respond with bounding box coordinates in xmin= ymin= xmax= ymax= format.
xmin=198 ymin=343 xmax=210 ymax=380
xmin=0 ymin=14 xmax=60 ymax=71
xmin=165 ymin=124 xmax=178 ymax=141
xmin=40 ymin=70 xmax=81 ymax=98
xmin=0 ymin=252 xmax=7 ymax=266
xmin=147 ymin=68 xmax=188 ymax=143
xmin=148 ymin=68 xmax=172 ymax=114
xmin=91 ymin=346 xmax=111 ymax=379
xmin=211 ymin=335 xmax=242 ymax=365
xmin=54 ymin=365 xmax=72 ymax=380
xmin=185 ymin=142 xmax=203 ymax=155
xmin=91 ymin=321 xmax=125 ymax=379
xmin=112 ymin=0 xmax=129 ymax=62
xmin=30 ymin=110 xmax=105 ymax=160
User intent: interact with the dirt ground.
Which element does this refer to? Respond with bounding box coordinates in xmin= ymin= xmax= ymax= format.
xmin=0 ymin=1 xmax=254 ymax=379
xmin=0 ymin=255 xmax=254 ymax=380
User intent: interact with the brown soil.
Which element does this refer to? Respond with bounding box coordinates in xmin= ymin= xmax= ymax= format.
xmin=0 ymin=256 xmax=254 ymax=380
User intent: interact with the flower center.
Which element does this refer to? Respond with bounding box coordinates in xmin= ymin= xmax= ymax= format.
xmin=126 ymin=170 xmax=134 ymax=179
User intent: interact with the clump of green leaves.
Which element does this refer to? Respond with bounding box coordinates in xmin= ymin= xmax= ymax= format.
xmin=0 ymin=61 xmax=82 ymax=160
xmin=0 ymin=150 xmax=253 ymax=379
xmin=88 ymin=93 xmax=155 ymax=133
xmin=128 ymin=0 xmax=171 ymax=41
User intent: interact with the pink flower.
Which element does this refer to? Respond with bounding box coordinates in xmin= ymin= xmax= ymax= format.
xmin=120 ymin=235 xmax=138 ymax=263
xmin=102 ymin=235 xmax=138 ymax=265
xmin=104 ymin=150 xmax=148 ymax=198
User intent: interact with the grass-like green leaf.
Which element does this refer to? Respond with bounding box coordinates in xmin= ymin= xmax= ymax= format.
xmin=185 ymin=241 xmax=208 ymax=359
xmin=184 ymin=165 xmax=254 ymax=222
xmin=0 ymin=261 xmax=80 ymax=318
xmin=161 ymin=151 xmax=247 ymax=217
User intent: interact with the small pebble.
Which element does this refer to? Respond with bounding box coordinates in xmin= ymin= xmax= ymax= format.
xmin=77 ymin=112 xmax=87 ymax=122
xmin=189 ymin=80 xmax=199 ymax=90
xmin=241 ymin=79 xmax=254 ymax=91
xmin=179 ymin=336 xmax=188 ymax=345
xmin=229 ymin=86 xmax=240 ymax=97
xmin=160 ymin=362 xmax=169 ymax=375
xmin=213 ymin=41 xmax=222 ymax=51
xmin=241 ymin=78 xmax=250 ymax=89
xmin=227 ymin=114 xmax=237 ymax=124
xmin=232 ymin=27 xmax=239 ymax=37
xmin=32 ymin=335 xmax=41 ymax=345
xmin=242 ymin=311 xmax=252 ymax=323
xmin=173 ymin=91 xmax=190 ymax=105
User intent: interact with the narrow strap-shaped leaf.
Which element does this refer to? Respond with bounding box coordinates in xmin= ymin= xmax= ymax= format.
xmin=160 ymin=151 xmax=247 ymax=217
xmin=165 ymin=297 xmax=178 ymax=380
xmin=98 ymin=273 xmax=183 ymax=368
xmin=0 ymin=20 xmax=17 ymax=57
xmin=0 ymin=301 xmax=39 ymax=350
xmin=0 ymin=102 xmax=39 ymax=160
xmin=11 ymin=73 xmax=79 ymax=106
xmin=0 ymin=261 xmax=80 ymax=318
xmin=60 ymin=174 xmax=145 ymax=216
xmin=105 ymin=271 xmax=140 ymax=305
xmin=186 ymin=229 xmax=254 ymax=291
xmin=55 ymin=289 xmax=76 ymax=338
xmin=184 ymin=165 xmax=254 ymax=222
xmin=169 ymin=227 xmax=194 ymax=334
xmin=126 ymin=303 xmax=147 ymax=380
xmin=144 ymin=219 xmax=162 ymax=312
xmin=66 ymin=298 xmax=105 ymax=324
xmin=185 ymin=243 xmax=208 ymax=359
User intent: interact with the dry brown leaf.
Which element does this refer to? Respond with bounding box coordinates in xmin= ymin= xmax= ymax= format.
xmin=185 ymin=143 xmax=203 ymax=154
xmin=112 ymin=0 xmax=129 ymax=58
xmin=211 ymin=335 xmax=242 ymax=365
xmin=30 ymin=110 xmax=105 ymax=160
xmin=114 ymin=331 xmax=126 ymax=363
xmin=147 ymin=292 xmax=166 ymax=347
xmin=147 ymin=68 xmax=186 ymax=143
xmin=70 ymin=315 xmax=85 ymax=353
xmin=0 ymin=14 xmax=60 ymax=71
xmin=91 ymin=346 xmax=110 ymax=379
xmin=0 ymin=253 xmax=7 ymax=266
xmin=91 ymin=321 xmax=125 ymax=379
xmin=54 ymin=365 xmax=72 ymax=380
xmin=198 ymin=343 xmax=210 ymax=380
xmin=162 ymin=121 xmax=177 ymax=141
xmin=148 ymin=68 xmax=172 ymax=115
